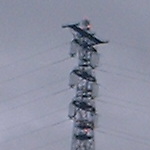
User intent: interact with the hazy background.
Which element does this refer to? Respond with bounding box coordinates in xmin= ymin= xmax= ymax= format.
xmin=0 ymin=0 xmax=150 ymax=150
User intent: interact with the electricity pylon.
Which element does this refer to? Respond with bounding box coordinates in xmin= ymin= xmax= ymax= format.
xmin=62 ymin=19 xmax=108 ymax=150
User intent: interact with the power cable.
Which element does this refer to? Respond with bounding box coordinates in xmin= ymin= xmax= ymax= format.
xmin=97 ymin=98 xmax=149 ymax=115
xmin=101 ymin=63 xmax=150 ymax=78
xmin=0 ymin=55 xmax=70 ymax=85
xmin=96 ymin=127 xmax=150 ymax=147
xmin=1 ymin=75 xmax=67 ymax=104
xmin=101 ymin=94 xmax=150 ymax=109
xmin=0 ymin=107 xmax=69 ymax=145
xmin=30 ymin=134 xmax=70 ymax=150
xmin=0 ymin=76 xmax=67 ymax=114
xmin=97 ymin=68 xmax=150 ymax=85
xmin=0 ymin=41 xmax=69 ymax=70
xmin=52 ymin=87 xmax=70 ymax=95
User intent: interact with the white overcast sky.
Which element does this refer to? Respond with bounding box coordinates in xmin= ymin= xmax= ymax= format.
xmin=0 ymin=0 xmax=150 ymax=150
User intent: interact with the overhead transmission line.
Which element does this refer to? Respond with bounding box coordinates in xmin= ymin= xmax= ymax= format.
xmin=0 ymin=55 xmax=70 ymax=85
xmin=0 ymin=41 xmax=69 ymax=70
xmin=97 ymin=68 xmax=150 ymax=85
xmin=96 ymin=127 xmax=150 ymax=147
xmin=0 ymin=108 xmax=69 ymax=146
xmin=0 ymin=76 xmax=67 ymax=114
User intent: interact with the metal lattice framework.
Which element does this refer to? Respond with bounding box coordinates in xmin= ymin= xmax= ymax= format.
xmin=62 ymin=19 xmax=108 ymax=150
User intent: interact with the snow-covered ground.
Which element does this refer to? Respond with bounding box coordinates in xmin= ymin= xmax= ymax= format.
xmin=0 ymin=0 xmax=150 ymax=150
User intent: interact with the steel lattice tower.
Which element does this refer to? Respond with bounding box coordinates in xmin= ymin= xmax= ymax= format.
xmin=62 ymin=19 xmax=108 ymax=150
